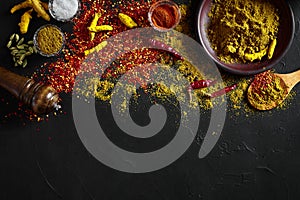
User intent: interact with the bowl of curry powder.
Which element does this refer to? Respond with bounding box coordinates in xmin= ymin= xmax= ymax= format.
xmin=33 ymin=24 xmax=65 ymax=57
xmin=197 ymin=0 xmax=295 ymax=75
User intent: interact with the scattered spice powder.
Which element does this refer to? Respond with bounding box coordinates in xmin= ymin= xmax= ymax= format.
xmin=31 ymin=0 xmax=225 ymax=113
xmin=33 ymin=0 xmax=155 ymax=94
xmin=207 ymin=0 xmax=279 ymax=63
xmin=174 ymin=4 xmax=193 ymax=36
xmin=1 ymin=0 xmax=295 ymax=123
xmin=229 ymin=78 xmax=250 ymax=110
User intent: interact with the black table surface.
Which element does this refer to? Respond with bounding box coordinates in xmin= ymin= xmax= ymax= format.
xmin=1 ymin=0 xmax=300 ymax=199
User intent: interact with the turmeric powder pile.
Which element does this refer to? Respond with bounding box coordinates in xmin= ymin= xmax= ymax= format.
xmin=36 ymin=25 xmax=64 ymax=56
xmin=207 ymin=0 xmax=279 ymax=63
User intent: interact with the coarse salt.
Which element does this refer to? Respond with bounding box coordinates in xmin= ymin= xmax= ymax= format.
xmin=51 ymin=0 xmax=79 ymax=21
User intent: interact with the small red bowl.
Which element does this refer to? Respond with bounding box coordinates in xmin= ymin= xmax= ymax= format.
xmin=197 ymin=0 xmax=295 ymax=75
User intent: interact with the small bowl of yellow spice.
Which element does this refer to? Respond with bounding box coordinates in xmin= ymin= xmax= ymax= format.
xmin=33 ymin=24 xmax=65 ymax=57
xmin=197 ymin=0 xmax=295 ymax=75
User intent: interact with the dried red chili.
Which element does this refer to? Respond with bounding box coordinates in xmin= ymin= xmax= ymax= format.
xmin=190 ymin=79 xmax=216 ymax=89
xmin=148 ymin=38 xmax=184 ymax=60
xmin=210 ymin=84 xmax=237 ymax=98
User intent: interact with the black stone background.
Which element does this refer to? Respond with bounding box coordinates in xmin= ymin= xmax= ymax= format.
xmin=0 ymin=0 xmax=300 ymax=199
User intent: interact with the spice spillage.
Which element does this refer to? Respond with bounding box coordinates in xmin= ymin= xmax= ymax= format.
xmin=2 ymin=0 xmax=296 ymax=122
xmin=29 ymin=0 xmax=292 ymax=118
xmin=207 ymin=0 xmax=279 ymax=63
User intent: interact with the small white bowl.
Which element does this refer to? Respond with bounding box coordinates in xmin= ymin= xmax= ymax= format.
xmin=49 ymin=0 xmax=81 ymax=22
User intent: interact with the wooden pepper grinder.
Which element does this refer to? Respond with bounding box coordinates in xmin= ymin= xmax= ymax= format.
xmin=0 ymin=66 xmax=60 ymax=114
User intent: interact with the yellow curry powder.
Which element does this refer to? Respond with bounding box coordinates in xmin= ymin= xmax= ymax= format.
xmin=229 ymin=78 xmax=251 ymax=110
xmin=247 ymin=71 xmax=288 ymax=110
xmin=73 ymin=2 xmax=294 ymax=116
xmin=224 ymin=71 xmax=295 ymax=116
xmin=207 ymin=0 xmax=279 ymax=63
xmin=92 ymin=59 xmax=214 ymax=111
xmin=37 ymin=25 xmax=63 ymax=55
xmin=174 ymin=4 xmax=193 ymax=36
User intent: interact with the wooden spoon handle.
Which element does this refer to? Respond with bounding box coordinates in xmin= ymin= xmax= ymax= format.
xmin=276 ymin=69 xmax=300 ymax=90
xmin=0 ymin=66 xmax=60 ymax=114
xmin=290 ymin=69 xmax=300 ymax=86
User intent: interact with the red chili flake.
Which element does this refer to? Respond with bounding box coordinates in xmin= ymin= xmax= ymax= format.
xmin=0 ymin=0 xmax=172 ymax=123
xmin=33 ymin=0 xmax=158 ymax=95
xmin=250 ymin=70 xmax=275 ymax=95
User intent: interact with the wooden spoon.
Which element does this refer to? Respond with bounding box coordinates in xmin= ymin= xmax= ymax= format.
xmin=248 ymin=69 xmax=300 ymax=110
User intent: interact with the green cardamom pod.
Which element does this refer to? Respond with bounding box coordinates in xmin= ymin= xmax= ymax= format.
xmin=25 ymin=52 xmax=32 ymax=56
xmin=16 ymin=53 xmax=24 ymax=57
xmin=7 ymin=41 xmax=12 ymax=48
xmin=22 ymin=59 xmax=28 ymax=68
xmin=17 ymin=38 xmax=24 ymax=46
xmin=17 ymin=45 xmax=25 ymax=50
xmin=33 ymin=46 xmax=38 ymax=53
xmin=10 ymin=34 xmax=16 ymax=41
xmin=29 ymin=47 xmax=34 ymax=53
xmin=11 ymin=50 xmax=18 ymax=55
xmin=15 ymin=34 xmax=20 ymax=43
xmin=19 ymin=54 xmax=25 ymax=61
xmin=19 ymin=50 xmax=26 ymax=54
xmin=23 ymin=44 xmax=29 ymax=48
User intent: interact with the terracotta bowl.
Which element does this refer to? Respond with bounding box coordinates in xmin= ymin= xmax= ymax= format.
xmin=197 ymin=0 xmax=295 ymax=75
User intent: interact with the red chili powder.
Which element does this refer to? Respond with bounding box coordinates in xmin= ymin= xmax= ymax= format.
xmin=151 ymin=3 xmax=180 ymax=29
xmin=250 ymin=70 xmax=275 ymax=95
